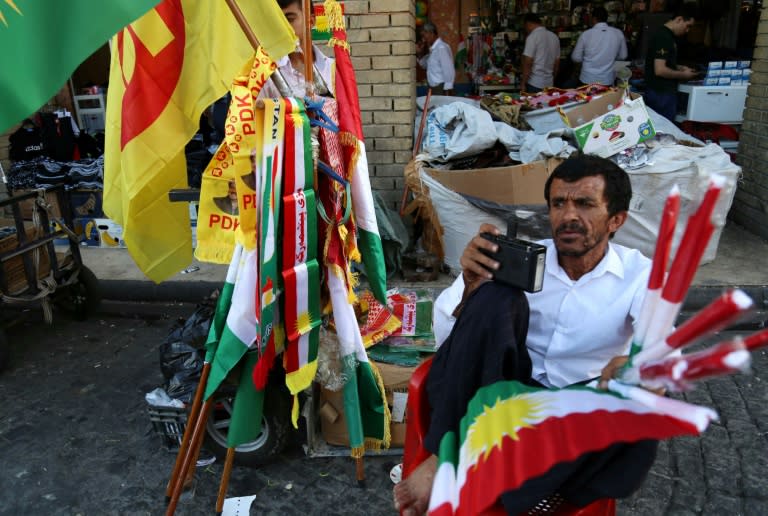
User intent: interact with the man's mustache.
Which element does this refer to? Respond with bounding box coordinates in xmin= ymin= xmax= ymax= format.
xmin=555 ymin=222 xmax=586 ymax=236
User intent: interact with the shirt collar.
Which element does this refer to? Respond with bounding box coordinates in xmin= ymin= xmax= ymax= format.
xmin=430 ymin=37 xmax=442 ymax=52
xmin=276 ymin=44 xmax=330 ymax=68
xmin=545 ymin=241 xmax=624 ymax=284
xmin=594 ymin=22 xmax=608 ymax=29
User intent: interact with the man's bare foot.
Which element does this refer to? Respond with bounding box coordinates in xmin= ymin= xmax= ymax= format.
xmin=393 ymin=455 xmax=438 ymax=516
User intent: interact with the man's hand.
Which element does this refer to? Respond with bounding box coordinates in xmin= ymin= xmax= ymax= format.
xmin=460 ymin=224 xmax=503 ymax=289
xmin=598 ymin=356 xmax=629 ymax=389
xmin=598 ymin=355 xmax=666 ymax=396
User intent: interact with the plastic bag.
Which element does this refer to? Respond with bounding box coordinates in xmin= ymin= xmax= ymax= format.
xmin=158 ymin=297 xmax=217 ymax=403
xmin=423 ymin=103 xmax=498 ymax=161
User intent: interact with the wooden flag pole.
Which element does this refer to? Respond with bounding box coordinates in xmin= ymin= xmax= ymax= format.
xmin=166 ymin=399 xmax=213 ymax=516
xmin=164 ymin=362 xmax=211 ymax=502
xmin=303 ymin=0 xmax=314 ymax=95
xmin=215 ymin=448 xmax=237 ymax=516
xmin=224 ymin=0 xmax=293 ymax=97
xmin=399 ymin=88 xmax=433 ymax=216
xmin=355 ymin=456 xmax=366 ymax=487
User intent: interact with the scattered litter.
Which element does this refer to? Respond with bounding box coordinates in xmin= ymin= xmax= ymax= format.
xmin=222 ymin=495 xmax=256 ymax=516
xmin=181 ymin=265 xmax=200 ymax=274
xmin=196 ymin=455 xmax=216 ymax=467
xmin=390 ymin=463 xmax=403 ymax=484
xmin=145 ymin=387 xmax=185 ymax=408
xmin=285 ymin=482 xmax=293 ymax=490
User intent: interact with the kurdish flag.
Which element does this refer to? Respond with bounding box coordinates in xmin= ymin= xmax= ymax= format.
xmin=204 ymin=246 xmax=258 ymax=400
xmin=203 ymin=244 xmax=263 ymax=448
xmin=0 ymin=0 xmax=161 ymax=133
xmin=429 ymin=381 xmax=717 ymax=516
xmin=324 ymin=0 xmax=387 ymax=304
xmin=103 ymin=0 xmax=296 ymax=282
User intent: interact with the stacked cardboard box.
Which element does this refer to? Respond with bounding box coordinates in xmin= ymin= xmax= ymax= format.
xmin=703 ymin=61 xmax=751 ymax=86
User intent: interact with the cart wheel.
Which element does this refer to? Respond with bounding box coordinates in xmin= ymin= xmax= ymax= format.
xmin=204 ymin=384 xmax=293 ymax=467
xmin=57 ymin=265 xmax=102 ymax=321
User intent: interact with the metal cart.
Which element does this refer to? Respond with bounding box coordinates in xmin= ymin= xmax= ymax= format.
xmin=0 ymin=186 xmax=101 ymax=370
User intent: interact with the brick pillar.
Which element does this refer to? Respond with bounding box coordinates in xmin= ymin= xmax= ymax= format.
xmin=344 ymin=0 xmax=416 ymax=209
xmin=734 ymin=7 xmax=768 ymax=240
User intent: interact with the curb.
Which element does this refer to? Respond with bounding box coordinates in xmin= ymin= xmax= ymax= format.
xmin=98 ymin=279 xmax=222 ymax=303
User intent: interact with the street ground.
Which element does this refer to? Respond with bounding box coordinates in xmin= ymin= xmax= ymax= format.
xmin=0 ymin=301 xmax=767 ymax=515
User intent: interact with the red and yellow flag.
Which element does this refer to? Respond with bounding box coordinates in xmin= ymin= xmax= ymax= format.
xmin=103 ymin=0 xmax=296 ymax=282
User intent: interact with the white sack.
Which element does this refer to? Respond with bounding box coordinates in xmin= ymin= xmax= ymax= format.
xmin=419 ymin=169 xmax=505 ymax=275
xmin=614 ymin=143 xmax=739 ymax=264
xmin=495 ymin=123 xmax=576 ymax=163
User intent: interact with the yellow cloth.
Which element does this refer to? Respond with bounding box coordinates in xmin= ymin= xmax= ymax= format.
xmin=103 ymin=0 xmax=295 ymax=282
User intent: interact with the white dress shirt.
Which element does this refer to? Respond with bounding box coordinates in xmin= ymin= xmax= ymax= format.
xmin=522 ymin=26 xmax=560 ymax=89
xmin=571 ymin=22 xmax=628 ymax=86
xmin=417 ymin=37 xmax=456 ymax=90
xmin=433 ymin=240 xmax=651 ymax=388
xmin=259 ymin=44 xmax=335 ymax=98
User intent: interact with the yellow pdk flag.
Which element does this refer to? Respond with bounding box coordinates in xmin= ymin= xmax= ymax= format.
xmin=103 ymin=0 xmax=296 ymax=282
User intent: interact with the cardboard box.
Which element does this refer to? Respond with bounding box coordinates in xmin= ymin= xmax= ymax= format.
xmin=319 ymin=360 xmax=424 ymax=448
xmin=74 ymin=217 xmax=101 ymax=247
xmin=12 ymin=190 xmax=63 ymax=220
xmin=423 ymin=159 xmax=557 ymax=205
xmin=707 ymin=61 xmax=722 ymax=71
xmin=69 ymin=189 xmax=103 ymax=218
xmin=738 ymin=60 xmax=751 ymax=69
xmin=94 ymin=218 xmax=125 ymax=248
xmin=724 ymin=61 xmax=738 ymax=69
xmin=563 ymin=90 xmax=656 ymax=158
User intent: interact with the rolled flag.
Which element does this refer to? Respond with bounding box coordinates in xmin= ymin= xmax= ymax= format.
xmin=637 ymin=175 xmax=725 ymax=357
xmin=427 ymin=431 xmax=459 ymax=516
xmin=630 ymin=185 xmax=680 ymax=356
xmin=632 ymin=339 xmax=751 ymax=391
xmin=627 ymin=289 xmax=754 ymax=367
xmin=744 ymin=328 xmax=768 ymax=351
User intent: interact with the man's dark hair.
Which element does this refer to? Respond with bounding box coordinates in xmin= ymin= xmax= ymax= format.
xmin=672 ymin=3 xmax=698 ymax=21
xmin=422 ymin=21 xmax=437 ymax=35
xmin=523 ymin=13 xmax=541 ymax=25
xmin=278 ymin=0 xmax=302 ymax=9
xmin=544 ymin=154 xmax=632 ymax=217
xmin=592 ymin=7 xmax=608 ymax=23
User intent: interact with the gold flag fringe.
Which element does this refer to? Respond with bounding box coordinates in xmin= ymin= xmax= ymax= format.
xmin=324 ymin=0 xmax=345 ymax=30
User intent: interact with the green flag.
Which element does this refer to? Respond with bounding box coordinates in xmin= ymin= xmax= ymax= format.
xmin=0 ymin=0 xmax=161 ymax=133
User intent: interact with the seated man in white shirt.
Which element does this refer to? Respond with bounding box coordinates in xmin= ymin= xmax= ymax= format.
xmin=259 ymin=0 xmax=334 ymax=99
xmin=394 ymin=154 xmax=657 ymax=515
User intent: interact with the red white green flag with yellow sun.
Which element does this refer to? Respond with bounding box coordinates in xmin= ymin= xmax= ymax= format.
xmin=428 ymin=380 xmax=717 ymax=516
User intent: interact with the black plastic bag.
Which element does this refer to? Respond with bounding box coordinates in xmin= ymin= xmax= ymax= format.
xmin=158 ymin=297 xmax=217 ymax=403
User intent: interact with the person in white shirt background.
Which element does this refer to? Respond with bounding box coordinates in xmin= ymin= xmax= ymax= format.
xmin=416 ymin=21 xmax=456 ymax=96
xmin=394 ymin=154 xmax=658 ymax=515
xmin=570 ymin=7 xmax=628 ymax=86
xmin=260 ymin=0 xmax=335 ymax=99
xmin=520 ymin=12 xmax=561 ymax=93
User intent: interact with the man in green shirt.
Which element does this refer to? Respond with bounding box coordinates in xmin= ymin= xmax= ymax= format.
xmin=643 ymin=5 xmax=700 ymax=121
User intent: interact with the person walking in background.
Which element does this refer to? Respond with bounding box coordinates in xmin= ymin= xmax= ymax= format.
xmin=643 ymin=4 xmax=700 ymax=122
xmin=571 ymin=7 xmax=628 ymax=86
xmin=416 ymin=22 xmax=456 ymax=96
xmin=520 ymin=13 xmax=560 ymax=93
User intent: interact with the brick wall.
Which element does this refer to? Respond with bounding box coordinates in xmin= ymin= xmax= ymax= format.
xmin=344 ymin=0 xmax=416 ymax=208
xmin=734 ymin=7 xmax=768 ymax=240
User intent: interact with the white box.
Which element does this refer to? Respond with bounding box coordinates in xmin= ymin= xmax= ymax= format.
xmin=738 ymin=60 xmax=751 ymax=69
xmin=677 ymin=84 xmax=748 ymax=123
xmin=717 ymin=77 xmax=732 ymax=86
xmin=94 ymin=218 xmax=125 ymax=248
xmin=724 ymin=61 xmax=738 ymax=69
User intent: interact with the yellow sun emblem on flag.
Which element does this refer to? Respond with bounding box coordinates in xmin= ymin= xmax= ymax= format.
xmin=465 ymin=394 xmax=545 ymax=464
xmin=295 ymin=312 xmax=314 ymax=335
xmin=0 ymin=0 xmax=21 ymax=27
